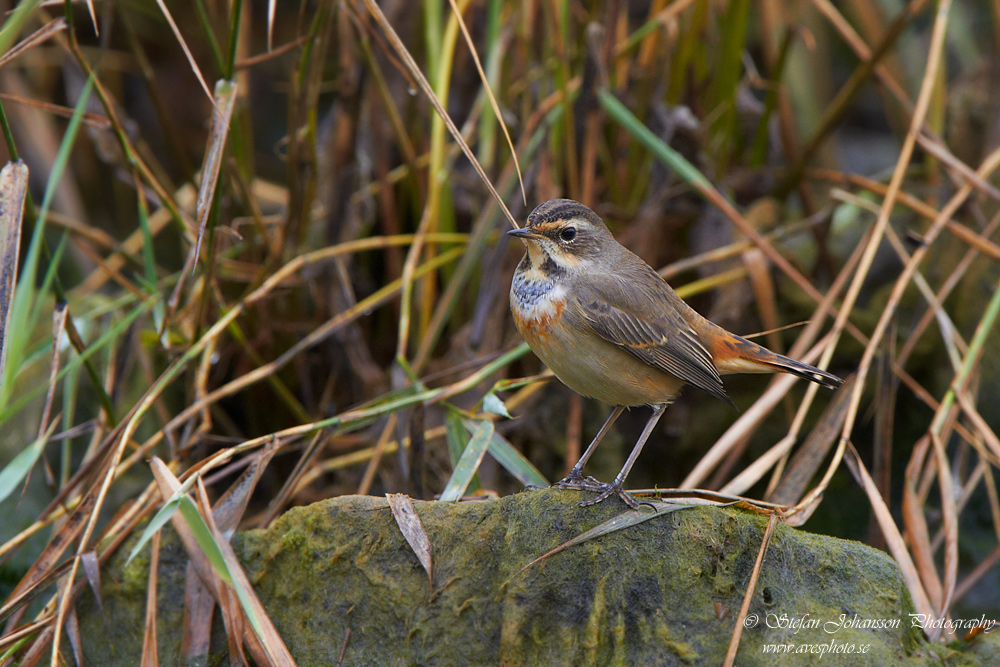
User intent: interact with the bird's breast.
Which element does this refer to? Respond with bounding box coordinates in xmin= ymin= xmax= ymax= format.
xmin=510 ymin=269 xmax=567 ymax=344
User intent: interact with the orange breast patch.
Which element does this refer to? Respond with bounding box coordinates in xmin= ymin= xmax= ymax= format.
xmin=513 ymin=296 xmax=566 ymax=343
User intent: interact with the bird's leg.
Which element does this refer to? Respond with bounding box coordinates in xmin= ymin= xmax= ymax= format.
xmin=580 ymin=403 xmax=667 ymax=508
xmin=553 ymin=406 xmax=625 ymax=490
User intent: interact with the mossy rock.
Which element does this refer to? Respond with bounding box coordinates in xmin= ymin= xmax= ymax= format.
xmin=77 ymin=489 xmax=996 ymax=666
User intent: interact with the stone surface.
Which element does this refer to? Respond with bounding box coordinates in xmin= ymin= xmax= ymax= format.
xmin=76 ymin=489 xmax=997 ymax=666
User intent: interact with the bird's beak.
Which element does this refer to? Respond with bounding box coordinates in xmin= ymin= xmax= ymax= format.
xmin=506 ymin=227 xmax=544 ymax=241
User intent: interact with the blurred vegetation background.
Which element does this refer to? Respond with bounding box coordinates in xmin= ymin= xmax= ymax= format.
xmin=0 ymin=0 xmax=998 ymax=659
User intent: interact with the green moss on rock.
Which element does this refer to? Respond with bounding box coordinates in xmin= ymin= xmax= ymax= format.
xmin=75 ymin=489 xmax=996 ymax=666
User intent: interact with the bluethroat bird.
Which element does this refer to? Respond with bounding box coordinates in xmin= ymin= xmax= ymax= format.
xmin=508 ymin=199 xmax=842 ymax=508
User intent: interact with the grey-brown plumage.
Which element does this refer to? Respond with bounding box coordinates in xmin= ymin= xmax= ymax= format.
xmin=568 ymin=257 xmax=732 ymax=405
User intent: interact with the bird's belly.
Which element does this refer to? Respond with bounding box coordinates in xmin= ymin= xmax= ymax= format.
xmin=511 ymin=281 xmax=683 ymax=407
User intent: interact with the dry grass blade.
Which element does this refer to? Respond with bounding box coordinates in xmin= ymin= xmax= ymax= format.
xmin=37 ymin=304 xmax=68 ymax=440
xmin=682 ymin=373 xmax=800 ymax=489
xmin=212 ymin=439 xmax=278 ymax=536
xmin=193 ymin=80 xmax=238 ymax=266
xmin=767 ymin=375 xmax=857 ymax=507
xmin=953 ymin=544 xmax=1000 ymax=605
xmin=446 ymin=0 xmax=525 ymax=203
xmin=902 ymin=436 xmax=943 ymax=612
xmin=941 ymin=220 xmax=1000 ymax=263
xmin=598 ymin=89 xmax=840 ymax=317
xmin=360 ymin=0 xmax=519 ymax=230
xmin=682 ymin=340 xmax=834 ymax=489
xmin=778 ymin=1 xmax=953 ymax=539
xmin=80 ymin=0 xmax=98 ymax=35
xmin=0 ymin=17 xmax=66 ymax=69
xmin=0 ymin=161 xmax=28 ymax=392
xmin=955 ymin=391 xmax=1000 ymax=464
xmin=261 ymin=431 xmax=327 ymax=526
xmin=386 ymin=494 xmax=433 ymax=586
xmin=266 ymin=0 xmax=276 ymax=50
xmin=153 ymin=0 xmax=215 ymax=103
xmin=181 ymin=562 xmax=215 ymax=666
xmin=0 ymin=559 xmax=72 ymax=628
xmin=834 ymin=0 xmax=953 ymax=488
xmin=80 ymin=552 xmax=102 ymax=613
xmin=929 ymin=432 xmax=958 ymax=633
xmin=148 ymin=460 xmax=296 ymax=666
xmin=918 ymin=137 xmax=1000 ymax=203
xmin=195 ymin=480 xmax=296 ymax=667
xmin=742 ymin=248 xmax=780 ymax=352
xmin=0 ymin=480 xmax=95 ymax=631
xmin=76 ymin=199 xmax=177 ymax=295
xmin=724 ymin=512 xmax=778 ymax=667
xmin=126 ymin=245 xmax=464 ymax=467
xmin=0 ymin=618 xmax=51 ymax=656
xmin=64 ymin=605 xmax=84 ymax=667
xmin=16 ymin=628 xmax=57 ymax=667
xmin=844 ymin=443 xmax=934 ymax=619
xmin=141 ymin=531 xmax=161 ymax=667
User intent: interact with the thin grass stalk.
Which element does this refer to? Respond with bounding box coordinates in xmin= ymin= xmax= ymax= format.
xmin=775 ymin=0 xmax=933 ymax=197
xmin=396 ymin=0 xmax=473 ymax=361
xmin=123 ymin=245 xmax=466 ymax=473
xmin=156 ymin=342 xmax=531 ymax=490
xmin=723 ymin=513 xmax=778 ymax=666
xmin=598 ymin=87 xmax=858 ymax=339
xmin=360 ymin=0 xmax=518 ymax=231
xmin=448 ymin=0 xmax=524 ymax=201
xmin=798 ymin=0 xmax=952 ymax=521
xmin=683 ymin=213 xmax=870 ymax=490
xmin=223 ymin=0 xmax=244 ymax=78
xmin=845 ymin=444 xmax=935 ymax=619
xmin=413 ymin=106 xmax=560 ymax=371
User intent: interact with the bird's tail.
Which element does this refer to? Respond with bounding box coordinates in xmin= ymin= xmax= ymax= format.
xmin=711 ymin=332 xmax=843 ymax=389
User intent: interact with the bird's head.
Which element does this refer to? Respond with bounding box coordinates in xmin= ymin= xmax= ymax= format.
xmin=506 ymin=199 xmax=616 ymax=272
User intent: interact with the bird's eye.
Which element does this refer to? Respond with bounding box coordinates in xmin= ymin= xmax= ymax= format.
xmin=559 ymin=226 xmax=577 ymax=242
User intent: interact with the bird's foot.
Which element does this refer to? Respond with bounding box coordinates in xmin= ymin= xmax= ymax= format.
xmin=552 ymin=471 xmax=604 ymax=491
xmin=578 ymin=482 xmax=655 ymax=511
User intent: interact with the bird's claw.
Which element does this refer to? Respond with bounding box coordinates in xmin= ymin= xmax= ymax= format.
xmin=577 ymin=482 xmax=651 ymax=510
xmin=553 ymin=471 xmax=604 ymax=491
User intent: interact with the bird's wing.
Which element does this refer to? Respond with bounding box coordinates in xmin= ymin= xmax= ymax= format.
xmin=569 ymin=262 xmax=731 ymax=404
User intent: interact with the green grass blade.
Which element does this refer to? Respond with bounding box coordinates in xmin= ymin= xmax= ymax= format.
xmin=127 ymin=474 xmax=200 ymax=564
xmin=0 ymin=418 xmax=58 ymax=505
xmin=481 ymin=392 xmax=512 ymax=419
xmin=177 ymin=496 xmax=233 ymax=585
xmin=135 ymin=185 xmax=165 ymax=335
xmin=463 ymin=418 xmax=547 ymax=488
xmin=444 ymin=408 xmax=469 ymax=466
xmin=0 ymin=72 xmax=94 ymax=410
xmin=0 ymin=0 xmax=44 ymax=56
xmin=0 ymin=161 xmax=28 ymax=395
xmin=26 ymin=231 xmax=67 ymax=335
xmin=597 ymin=88 xmax=713 ymax=193
xmin=439 ymin=420 xmax=494 ymax=501
xmin=126 ymin=502 xmax=178 ymax=565
xmin=0 ymin=296 xmax=156 ymax=426
xmin=176 ymin=496 xmax=266 ymax=639
xmin=444 ymin=408 xmax=480 ymax=494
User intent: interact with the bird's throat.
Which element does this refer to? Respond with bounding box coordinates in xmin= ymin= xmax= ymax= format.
xmin=511 ymin=256 xmax=556 ymax=308
xmin=524 ymin=243 xmax=569 ymax=278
